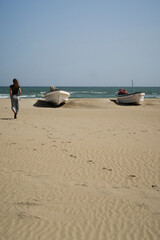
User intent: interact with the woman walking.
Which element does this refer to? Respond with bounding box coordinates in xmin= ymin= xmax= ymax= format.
xmin=10 ymin=78 xmax=21 ymax=119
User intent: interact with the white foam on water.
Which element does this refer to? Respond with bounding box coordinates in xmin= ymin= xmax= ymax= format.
xmin=0 ymin=94 xmax=9 ymax=98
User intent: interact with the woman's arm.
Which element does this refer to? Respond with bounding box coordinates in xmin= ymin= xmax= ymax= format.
xmin=19 ymin=87 xmax=21 ymax=96
xmin=10 ymin=87 xmax=12 ymax=98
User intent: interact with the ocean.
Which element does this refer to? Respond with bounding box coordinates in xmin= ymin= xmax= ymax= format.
xmin=0 ymin=86 xmax=160 ymax=99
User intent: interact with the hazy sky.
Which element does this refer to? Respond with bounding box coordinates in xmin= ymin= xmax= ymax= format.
xmin=0 ymin=0 xmax=160 ymax=86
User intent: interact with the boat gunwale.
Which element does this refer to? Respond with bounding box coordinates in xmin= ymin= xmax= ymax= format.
xmin=116 ymin=92 xmax=145 ymax=98
xmin=45 ymin=90 xmax=70 ymax=96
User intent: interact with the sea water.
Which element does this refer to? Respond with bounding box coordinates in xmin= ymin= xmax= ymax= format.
xmin=0 ymin=86 xmax=160 ymax=99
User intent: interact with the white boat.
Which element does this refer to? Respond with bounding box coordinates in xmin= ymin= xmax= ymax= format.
xmin=117 ymin=92 xmax=145 ymax=104
xmin=45 ymin=86 xmax=70 ymax=106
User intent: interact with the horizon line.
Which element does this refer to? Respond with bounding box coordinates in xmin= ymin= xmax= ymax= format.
xmin=0 ymin=85 xmax=160 ymax=88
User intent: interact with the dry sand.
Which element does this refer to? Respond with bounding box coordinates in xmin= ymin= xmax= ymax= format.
xmin=0 ymin=98 xmax=160 ymax=240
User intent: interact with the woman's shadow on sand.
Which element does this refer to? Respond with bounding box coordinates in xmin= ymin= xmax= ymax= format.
xmin=33 ymin=100 xmax=65 ymax=108
xmin=0 ymin=118 xmax=14 ymax=120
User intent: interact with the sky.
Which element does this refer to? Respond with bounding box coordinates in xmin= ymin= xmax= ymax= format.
xmin=0 ymin=0 xmax=160 ymax=87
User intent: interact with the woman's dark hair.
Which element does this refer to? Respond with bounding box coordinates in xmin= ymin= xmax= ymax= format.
xmin=13 ymin=78 xmax=20 ymax=90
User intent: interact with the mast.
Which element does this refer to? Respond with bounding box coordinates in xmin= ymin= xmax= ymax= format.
xmin=131 ymin=80 xmax=134 ymax=93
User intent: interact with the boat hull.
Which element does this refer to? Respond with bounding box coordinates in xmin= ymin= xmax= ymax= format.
xmin=45 ymin=90 xmax=70 ymax=106
xmin=117 ymin=92 xmax=145 ymax=104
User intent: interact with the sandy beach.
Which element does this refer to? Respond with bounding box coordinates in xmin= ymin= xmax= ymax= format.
xmin=0 ymin=98 xmax=160 ymax=240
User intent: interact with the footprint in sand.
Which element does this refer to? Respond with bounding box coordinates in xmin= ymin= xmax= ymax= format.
xmin=129 ymin=175 xmax=136 ymax=177
xmin=88 ymin=160 xmax=95 ymax=164
xmin=16 ymin=201 xmax=41 ymax=206
xmin=17 ymin=211 xmax=26 ymax=219
xmin=62 ymin=149 xmax=68 ymax=152
xmin=141 ymin=130 xmax=148 ymax=133
xmin=47 ymin=135 xmax=53 ymax=139
xmin=18 ymin=211 xmax=41 ymax=220
xmin=76 ymin=184 xmax=87 ymax=187
xmin=70 ymin=154 xmax=76 ymax=158
xmin=152 ymin=185 xmax=159 ymax=191
xmin=102 ymin=167 xmax=112 ymax=171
